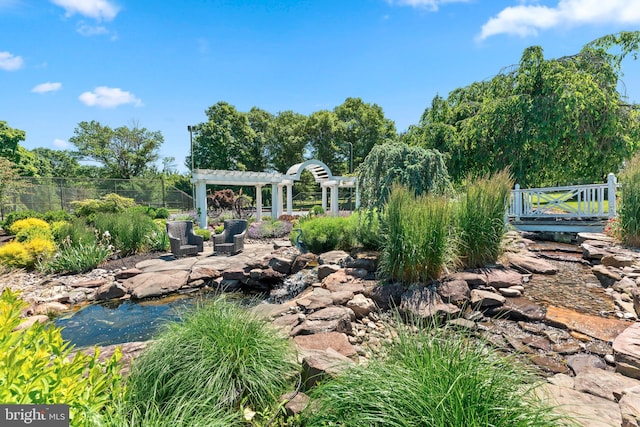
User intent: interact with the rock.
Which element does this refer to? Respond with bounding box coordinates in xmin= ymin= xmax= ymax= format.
xmin=633 ymin=288 xmax=640 ymax=318
xmin=614 ymin=277 xmax=638 ymax=294
xmin=273 ymin=240 xmax=292 ymax=249
xmin=345 ymin=268 xmax=368 ymax=279
xmin=322 ymin=270 xmax=365 ymax=293
xmin=400 ymin=286 xmax=461 ymax=319
xmin=70 ymin=278 xmax=106 ymax=288
xmin=222 ymin=268 xmax=249 ymax=281
xmin=281 ymin=391 xmax=310 ymax=417
xmin=528 ymin=354 xmax=570 ymax=374
xmin=319 ymin=250 xmax=350 ymax=266
xmin=619 ymin=386 xmax=640 ymax=427
xmin=294 ymin=331 xmax=357 ymax=357
xmin=498 ymin=287 xmax=522 ymax=297
xmin=301 ymin=348 xmax=354 ymax=389
xmin=522 ymin=336 xmax=551 ymax=351
xmin=113 ymin=269 xmax=143 ymax=281
xmin=537 ymin=383 xmax=622 ymax=427
xmin=592 ymin=264 xmax=622 ymax=287
xmin=95 ymin=282 xmax=126 ymax=300
xmin=566 ymin=354 xmax=607 ymax=375
xmin=582 ymin=242 xmax=609 ymax=261
xmin=368 ymin=282 xmax=404 ymax=311
xmin=574 ymin=368 xmax=640 ymax=402
xmin=507 ymin=253 xmax=558 ymax=274
xmin=250 ymin=267 xmax=285 ymax=283
xmin=296 ymin=295 xmax=334 ymax=311
xmin=291 ymin=306 xmax=354 ymax=336
xmin=447 ymin=271 xmax=487 ymax=287
xmin=577 ymin=233 xmax=617 ymax=245
xmin=269 ymin=257 xmax=293 ymax=274
xmin=272 ymin=313 xmax=301 ymax=334
xmin=317 ymin=264 xmax=341 ymax=280
xmin=436 ymin=280 xmax=470 ymax=305
xmin=188 ymin=267 xmax=221 ymax=282
xmin=330 ymin=290 xmax=355 ymax=306
xmin=291 ymin=253 xmax=319 ymax=274
xmin=34 ymin=301 xmax=68 ymax=315
xmin=491 ymin=297 xmax=546 ymax=321
xmin=470 ymin=289 xmax=506 ymax=308
xmin=613 ymin=322 xmax=640 ymax=380
xmin=345 ymin=294 xmax=376 ymax=318
xmin=601 ymin=254 xmax=635 ymax=268
xmin=485 ymin=268 xmax=523 ymax=289
xmin=447 ymin=318 xmax=477 ymax=331
xmin=552 ymin=342 xmax=583 ymax=355
xmin=123 ymin=270 xmax=190 ymax=299
xmin=14 ymin=315 xmax=49 ymax=331
xmin=545 ymin=305 xmax=630 ymax=342
xmin=217 ymin=279 xmax=242 ymax=292
xmin=345 ymin=255 xmax=377 ymax=272
xmin=251 ymin=303 xmax=292 ymax=320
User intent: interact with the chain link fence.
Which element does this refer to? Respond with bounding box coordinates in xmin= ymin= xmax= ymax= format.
xmin=3 ymin=177 xmax=193 ymax=215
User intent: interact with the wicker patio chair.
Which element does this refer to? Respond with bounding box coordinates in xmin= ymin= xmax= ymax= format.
xmin=166 ymin=220 xmax=204 ymax=257
xmin=213 ymin=219 xmax=247 ymax=255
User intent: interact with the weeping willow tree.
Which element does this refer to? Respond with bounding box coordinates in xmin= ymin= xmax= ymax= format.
xmin=356 ymin=142 xmax=451 ymax=212
xmin=405 ymin=31 xmax=640 ymax=187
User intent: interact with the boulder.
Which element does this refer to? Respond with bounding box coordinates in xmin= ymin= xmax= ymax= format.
xmin=368 ymin=282 xmax=404 ymax=311
xmin=222 ymin=268 xmax=249 ymax=281
xmin=345 ymin=255 xmax=376 ymax=272
xmin=345 ymin=268 xmax=369 ymax=279
xmin=188 ymin=267 xmax=221 ymax=282
xmin=447 ymin=271 xmax=487 ymax=287
xmin=633 ymin=288 xmax=640 ymax=318
xmin=70 ymin=278 xmax=107 ymax=288
xmin=319 ymin=250 xmax=350 ymax=266
xmin=291 ymin=306 xmax=354 ymax=336
xmin=566 ymin=354 xmax=607 ymax=375
xmin=574 ymin=368 xmax=640 ymax=402
xmin=95 ymin=282 xmax=126 ymax=300
xmin=400 ymin=286 xmax=460 ymax=319
xmin=619 ymin=386 xmax=640 ymax=427
xmin=291 ymin=253 xmax=319 ymax=274
xmin=317 ymin=264 xmax=341 ymax=280
xmin=269 ymin=257 xmax=293 ymax=274
xmin=123 ymin=270 xmax=189 ymax=299
xmin=345 ymin=294 xmax=376 ymax=319
xmin=470 ymin=289 xmax=506 ymax=308
xmin=281 ymin=391 xmax=310 ymax=417
xmin=34 ymin=301 xmax=68 ymax=315
xmin=296 ymin=295 xmax=334 ymax=311
xmin=330 ymin=290 xmax=355 ymax=306
xmin=14 ymin=315 xmax=49 ymax=331
xmin=582 ymin=242 xmax=609 ymax=260
xmin=322 ymin=270 xmax=365 ymax=293
xmin=294 ymin=331 xmax=357 ymax=357
xmin=613 ymin=323 xmax=640 ymax=380
xmin=507 ymin=253 xmax=558 ymax=274
xmin=484 ymin=268 xmax=522 ymax=289
xmin=114 ymin=269 xmax=143 ymax=281
xmin=546 ymin=305 xmax=629 ymax=343
xmin=592 ymin=264 xmax=622 ymax=287
xmin=601 ymin=254 xmax=635 ymax=268
xmin=301 ymin=348 xmax=354 ymax=389
xmin=436 ymin=280 xmax=470 ymax=305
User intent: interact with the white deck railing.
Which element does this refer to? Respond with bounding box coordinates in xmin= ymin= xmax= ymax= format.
xmin=508 ymin=173 xmax=617 ymax=221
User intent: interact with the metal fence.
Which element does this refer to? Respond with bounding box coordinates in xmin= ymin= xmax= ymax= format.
xmin=4 ymin=177 xmax=193 ymax=215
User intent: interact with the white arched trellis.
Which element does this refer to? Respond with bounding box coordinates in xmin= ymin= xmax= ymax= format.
xmin=191 ymin=160 xmax=358 ymax=229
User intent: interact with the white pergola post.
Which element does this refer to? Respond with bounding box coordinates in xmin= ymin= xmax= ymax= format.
xmin=277 ymin=184 xmax=284 ymax=219
xmin=255 ymin=184 xmax=263 ymax=221
xmin=355 ymin=180 xmax=360 ymax=209
xmin=321 ymin=186 xmax=327 ymax=211
xmin=271 ymin=183 xmax=280 ymax=219
xmin=330 ymin=184 xmax=339 ymax=216
xmin=286 ymin=183 xmax=293 ymax=215
xmin=607 ymin=173 xmax=617 ymax=218
xmin=195 ymin=180 xmax=207 ymax=229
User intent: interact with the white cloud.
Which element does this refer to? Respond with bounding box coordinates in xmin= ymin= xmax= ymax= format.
xmin=0 ymin=51 xmax=23 ymax=71
xmin=50 ymin=0 xmax=119 ymax=21
xmin=479 ymin=0 xmax=640 ymax=40
xmin=53 ymin=138 xmax=69 ymax=148
xmin=77 ymin=23 xmax=109 ymax=36
xmin=31 ymin=82 xmax=62 ymax=94
xmin=78 ymin=86 xmax=143 ymax=108
xmin=386 ymin=0 xmax=470 ymax=11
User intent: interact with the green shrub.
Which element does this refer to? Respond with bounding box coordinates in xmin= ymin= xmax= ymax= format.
xmin=619 ymin=154 xmax=640 ymax=246
xmin=116 ymin=298 xmax=298 ymax=425
xmin=41 ymin=236 xmax=113 ymax=274
xmin=350 ymin=209 xmax=382 ymax=250
xmin=71 ymin=193 xmax=136 ymax=217
xmin=93 ymin=211 xmax=158 ymax=256
xmin=0 ymin=289 xmax=123 ymax=426
xmin=9 ymin=218 xmax=50 ymax=235
xmin=0 ymin=241 xmax=34 ymax=268
xmin=154 ymin=207 xmax=170 ymax=219
xmin=294 ymin=215 xmax=355 ymax=253
xmin=455 ymin=169 xmax=513 ymax=268
xmin=53 ymin=217 xmax=95 ymax=245
xmin=379 ymin=185 xmax=454 ymax=284
xmin=42 ymin=209 xmax=72 ymax=223
xmin=302 ymin=318 xmax=568 ymax=427
xmin=309 ymin=205 xmax=325 ymax=216
xmin=2 ymin=210 xmax=43 ymax=230
xmin=194 ymin=227 xmax=211 ymax=241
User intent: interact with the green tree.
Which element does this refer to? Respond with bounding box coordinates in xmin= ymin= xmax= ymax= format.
xmin=0 ymin=121 xmax=25 ymax=163
xmin=267 ymin=110 xmax=307 ymax=172
xmin=413 ymin=31 xmax=640 ymax=187
xmin=190 ymin=102 xmax=255 ymax=171
xmin=246 ymin=107 xmax=272 ymax=172
xmin=357 ymin=142 xmax=451 ymax=212
xmin=69 ymin=120 xmax=163 ymax=179
xmin=305 ymin=110 xmax=346 ymax=174
xmin=31 ymin=148 xmax=82 ymax=177
xmin=334 ymin=98 xmax=397 ymax=172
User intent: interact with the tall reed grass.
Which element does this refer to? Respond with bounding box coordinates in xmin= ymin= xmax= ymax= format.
xmin=619 ymin=154 xmax=640 ymax=246
xmin=93 ymin=211 xmax=158 ymax=256
xmin=302 ymin=319 xmax=570 ymax=427
xmin=379 ymin=184 xmax=454 ymax=284
xmin=455 ymin=169 xmax=513 ymax=268
xmin=112 ymin=297 xmax=298 ymax=426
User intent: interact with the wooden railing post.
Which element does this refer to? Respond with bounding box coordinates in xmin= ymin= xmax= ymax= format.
xmin=514 ymin=184 xmax=521 ymax=222
xmin=607 ymin=173 xmax=617 ymax=218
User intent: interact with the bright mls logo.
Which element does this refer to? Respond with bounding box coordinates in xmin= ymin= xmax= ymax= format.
xmin=0 ymin=405 xmax=69 ymax=426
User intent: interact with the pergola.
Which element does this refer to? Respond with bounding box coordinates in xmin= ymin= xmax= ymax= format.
xmin=190 ymin=160 xmax=359 ymax=229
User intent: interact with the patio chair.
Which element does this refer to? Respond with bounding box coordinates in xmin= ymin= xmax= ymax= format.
xmin=166 ymin=220 xmax=204 ymax=257
xmin=213 ymin=219 xmax=247 ymax=255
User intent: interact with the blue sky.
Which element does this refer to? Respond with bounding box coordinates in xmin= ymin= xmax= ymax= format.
xmin=2 ymin=0 xmax=640 ymax=173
